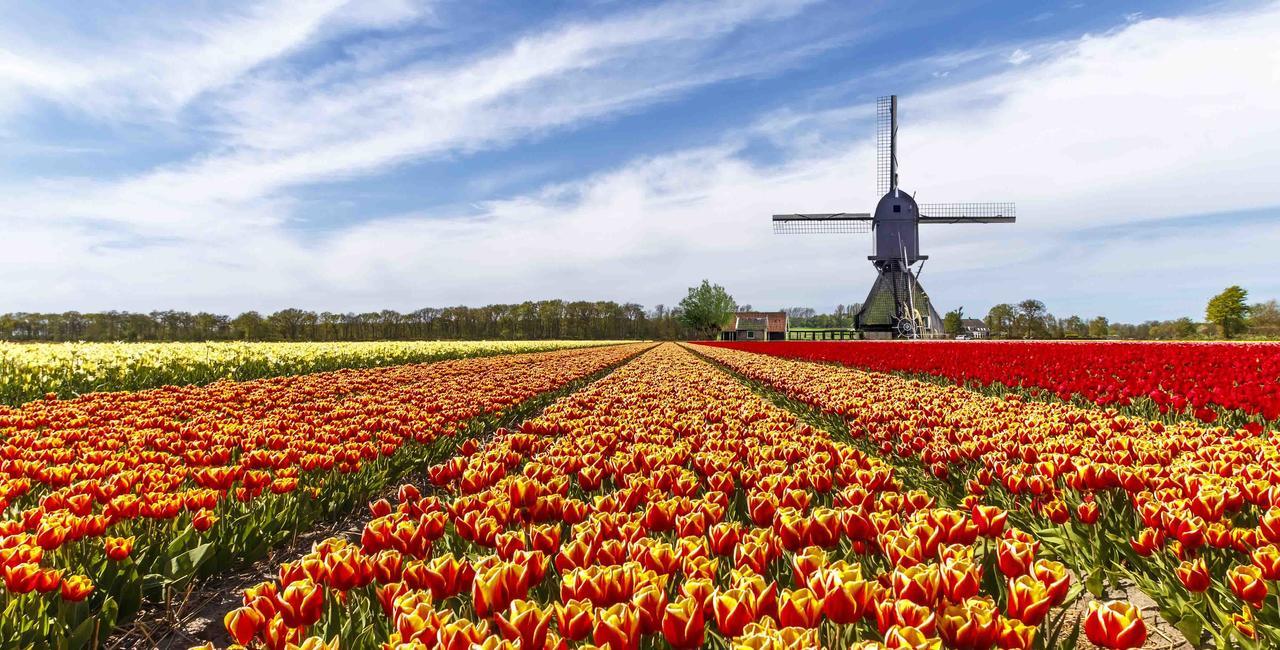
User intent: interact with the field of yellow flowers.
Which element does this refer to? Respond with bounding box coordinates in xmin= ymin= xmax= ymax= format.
xmin=0 ymin=340 xmax=622 ymax=406
xmin=3 ymin=340 xmax=1272 ymax=649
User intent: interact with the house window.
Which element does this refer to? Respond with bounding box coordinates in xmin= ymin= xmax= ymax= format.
xmin=746 ymin=331 xmax=755 ymax=339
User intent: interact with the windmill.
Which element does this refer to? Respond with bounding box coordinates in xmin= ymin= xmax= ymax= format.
xmin=772 ymin=95 xmax=1015 ymax=339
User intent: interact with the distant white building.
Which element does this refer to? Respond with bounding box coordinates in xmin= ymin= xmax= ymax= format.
xmin=961 ymin=318 xmax=990 ymax=339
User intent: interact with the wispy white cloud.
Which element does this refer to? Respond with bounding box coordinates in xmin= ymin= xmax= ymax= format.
xmin=0 ymin=0 xmax=426 ymax=121
xmin=3 ymin=0 xmax=828 ymax=240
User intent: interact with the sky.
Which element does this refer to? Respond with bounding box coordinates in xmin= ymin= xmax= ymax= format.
xmin=2 ymin=0 xmax=1278 ymax=322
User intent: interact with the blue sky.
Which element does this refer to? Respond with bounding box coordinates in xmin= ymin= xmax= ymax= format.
xmin=2 ymin=0 xmax=1278 ymax=322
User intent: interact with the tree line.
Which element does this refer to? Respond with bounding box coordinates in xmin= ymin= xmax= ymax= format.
xmin=953 ymin=286 xmax=1278 ymax=340
xmin=0 ymin=301 xmax=693 ymax=342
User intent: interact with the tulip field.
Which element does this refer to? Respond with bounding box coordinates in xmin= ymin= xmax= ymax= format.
xmin=0 ymin=340 xmax=623 ymax=407
xmin=2 ymin=340 xmax=1279 ymax=649
xmin=704 ymin=341 xmax=1280 ymax=430
xmin=0 ymin=343 xmax=647 ymax=648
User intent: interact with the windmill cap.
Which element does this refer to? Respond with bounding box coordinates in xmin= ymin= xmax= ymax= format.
xmin=874 ymin=190 xmax=918 ymax=220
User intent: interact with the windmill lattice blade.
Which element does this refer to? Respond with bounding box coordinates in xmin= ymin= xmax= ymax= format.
xmin=917 ymin=202 xmax=1016 ymax=223
xmin=876 ymin=96 xmax=894 ymax=196
xmin=773 ymin=213 xmax=872 ymax=234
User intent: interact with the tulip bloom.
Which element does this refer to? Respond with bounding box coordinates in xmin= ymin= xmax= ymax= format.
xmin=1076 ymin=501 xmax=1100 ymax=525
xmin=593 ymin=602 xmax=641 ymax=650
xmin=939 ymin=598 xmax=999 ymax=650
xmin=630 ymin=583 xmax=668 ymax=635
xmin=193 ymin=508 xmax=219 ymax=532
xmin=437 ymin=619 xmax=490 ymax=650
xmin=1006 ymin=575 xmax=1053 ymax=626
xmin=1176 ymin=558 xmax=1211 ymax=593
xmin=276 ymin=578 xmax=325 ymax=628
xmin=1083 ymin=601 xmax=1147 ymax=650
xmin=1260 ymin=508 xmax=1280 ymax=544
xmin=59 ymin=574 xmax=95 ymax=602
xmin=791 ymin=546 xmax=827 ymax=585
xmin=971 ymin=505 xmax=1007 ymax=538
xmin=997 ymin=617 xmax=1037 ymax=650
xmin=495 ymin=599 xmax=551 ymax=650
xmin=661 ymin=596 xmax=706 ymax=648
xmin=554 ymin=599 xmax=593 ymax=642
xmin=473 ymin=560 xmax=527 ymax=618
xmin=225 ymin=606 xmax=266 ymax=645
xmin=996 ymin=538 xmax=1036 ymax=577
xmin=713 ymin=588 xmax=757 ymax=637
xmin=1030 ymin=559 xmax=1070 ymax=606
xmin=891 ymin=564 xmax=940 ymax=605
xmin=940 ymin=558 xmax=981 ymax=602
xmin=1128 ymin=528 xmax=1164 ymax=557
xmin=821 ymin=569 xmax=873 ymax=624
xmin=1228 ymin=564 xmax=1268 ymax=608
xmin=105 ymin=536 xmax=135 ymax=561
xmin=1251 ymin=544 xmax=1280 ymax=581
xmin=778 ymin=587 xmax=822 ymax=628
xmin=883 ymin=624 xmax=943 ymax=650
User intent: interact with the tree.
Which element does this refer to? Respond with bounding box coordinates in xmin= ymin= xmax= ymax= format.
xmin=943 ymin=309 xmax=964 ymax=335
xmin=1088 ymin=316 xmax=1110 ymax=339
xmin=985 ymin=304 xmax=1015 ymax=338
xmin=1061 ymin=315 xmax=1087 ymax=339
xmin=1205 ymin=286 xmax=1250 ymax=338
xmin=1013 ymin=299 xmax=1049 ymax=339
xmin=1247 ymin=299 xmax=1280 ymax=337
xmin=678 ymin=280 xmax=737 ymax=340
xmin=231 ymin=312 xmax=269 ymax=340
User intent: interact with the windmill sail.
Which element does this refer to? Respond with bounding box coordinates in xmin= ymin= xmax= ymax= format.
xmin=918 ymin=202 xmax=1015 ymax=223
xmin=876 ymin=96 xmax=897 ymax=196
xmin=772 ymin=213 xmax=872 ymax=234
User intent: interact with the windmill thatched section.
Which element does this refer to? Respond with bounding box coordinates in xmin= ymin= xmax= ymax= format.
xmin=855 ymin=269 xmax=942 ymax=334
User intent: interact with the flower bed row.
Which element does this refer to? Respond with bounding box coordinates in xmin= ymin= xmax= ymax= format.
xmin=0 ymin=340 xmax=625 ymax=407
xmin=0 ymin=343 xmax=648 ymax=647
xmin=693 ymin=342 xmax=1280 ymax=647
xmin=213 ymin=343 xmax=1143 ymax=650
xmin=701 ymin=341 xmax=1280 ymax=428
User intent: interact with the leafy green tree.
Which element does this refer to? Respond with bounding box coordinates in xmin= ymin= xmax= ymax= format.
xmin=1206 ymin=286 xmax=1250 ymax=338
xmin=1247 ymin=299 xmax=1280 ymax=337
xmin=1088 ymin=316 xmax=1110 ymax=339
xmin=943 ymin=309 xmax=964 ymax=335
xmin=1061 ymin=315 xmax=1087 ymax=338
xmin=985 ymin=304 xmax=1015 ymax=338
xmin=1015 ymin=299 xmax=1050 ymax=338
xmin=678 ymin=280 xmax=737 ymax=340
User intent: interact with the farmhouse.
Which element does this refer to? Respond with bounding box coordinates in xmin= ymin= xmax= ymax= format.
xmin=961 ymin=318 xmax=990 ymax=339
xmin=719 ymin=311 xmax=788 ymax=341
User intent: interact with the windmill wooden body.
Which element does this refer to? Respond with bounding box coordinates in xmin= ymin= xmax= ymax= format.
xmin=773 ymin=95 xmax=1015 ymax=338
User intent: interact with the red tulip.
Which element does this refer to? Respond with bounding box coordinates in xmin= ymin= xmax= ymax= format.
xmin=1083 ymin=601 xmax=1147 ymax=650
xmin=661 ymin=596 xmax=706 ymax=648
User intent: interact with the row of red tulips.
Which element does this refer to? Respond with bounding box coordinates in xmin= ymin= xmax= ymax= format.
xmin=210 ymin=343 xmax=1145 ymax=650
xmin=693 ymin=342 xmax=1280 ymax=647
xmin=702 ymin=341 xmax=1280 ymax=427
xmin=0 ymin=343 xmax=648 ymax=647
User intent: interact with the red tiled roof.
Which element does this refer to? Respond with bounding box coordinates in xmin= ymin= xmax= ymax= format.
xmin=722 ymin=311 xmax=788 ymax=332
